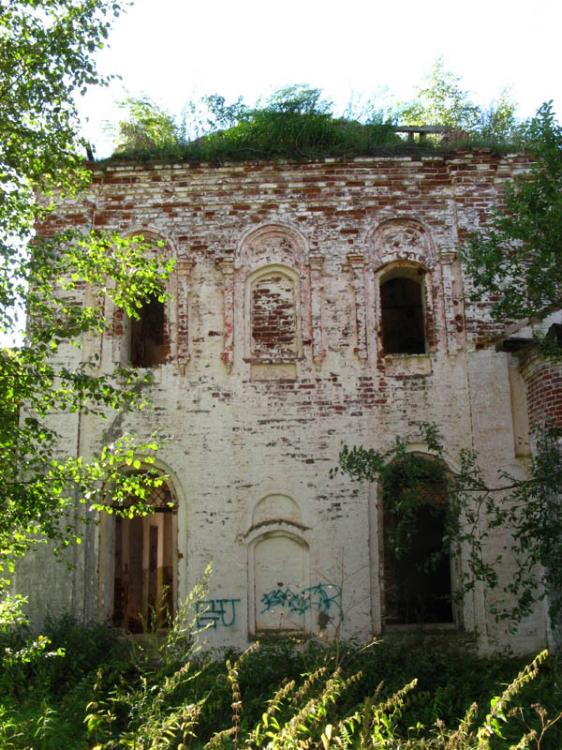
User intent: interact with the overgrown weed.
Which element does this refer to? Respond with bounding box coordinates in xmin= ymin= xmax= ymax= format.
xmin=0 ymin=615 xmax=561 ymax=749
xmin=102 ymin=82 xmax=527 ymax=166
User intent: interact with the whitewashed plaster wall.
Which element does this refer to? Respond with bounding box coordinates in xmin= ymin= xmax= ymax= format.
xmin=15 ymin=153 xmax=549 ymax=655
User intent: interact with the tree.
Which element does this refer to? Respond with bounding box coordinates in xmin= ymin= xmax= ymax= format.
xmin=399 ymin=58 xmax=518 ymax=140
xmin=335 ymin=424 xmax=562 ymax=628
xmin=399 ymin=58 xmax=481 ymax=131
xmin=113 ymin=96 xmax=180 ymax=153
xmin=336 ymin=106 xmax=562 ymax=630
xmin=0 ymin=1 xmax=172 ymax=597
xmin=463 ymin=103 xmax=562 ymax=330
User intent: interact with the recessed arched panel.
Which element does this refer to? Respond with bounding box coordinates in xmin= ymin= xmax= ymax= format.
xmin=254 ymin=533 xmax=308 ymax=632
xmin=252 ymin=494 xmax=302 ymax=527
xmin=250 ymin=269 xmax=298 ymax=360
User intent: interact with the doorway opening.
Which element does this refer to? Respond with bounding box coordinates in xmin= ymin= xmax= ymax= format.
xmin=112 ymin=482 xmax=176 ymax=632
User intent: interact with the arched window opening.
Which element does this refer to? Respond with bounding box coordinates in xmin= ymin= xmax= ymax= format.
xmin=383 ymin=457 xmax=453 ymax=626
xmin=250 ymin=272 xmax=297 ymax=360
xmin=130 ymin=293 xmax=167 ymax=367
xmin=113 ymin=481 xmax=176 ymax=632
xmin=380 ymin=274 xmax=426 ymax=354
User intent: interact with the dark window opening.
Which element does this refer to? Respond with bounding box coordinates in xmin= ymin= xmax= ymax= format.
xmin=383 ymin=471 xmax=453 ymax=626
xmin=113 ymin=483 xmax=175 ymax=632
xmin=130 ymin=294 xmax=167 ymax=367
xmin=381 ymin=275 xmax=425 ymax=354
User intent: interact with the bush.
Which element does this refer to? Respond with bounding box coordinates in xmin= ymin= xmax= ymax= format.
xmin=0 ymin=615 xmax=560 ymax=749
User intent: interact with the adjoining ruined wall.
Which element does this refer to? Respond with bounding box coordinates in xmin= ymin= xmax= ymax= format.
xmin=520 ymin=351 xmax=562 ymax=432
xmin=17 ymin=152 xmax=551 ymax=654
xmin=517 ymin=341 xmax=562 ymax=652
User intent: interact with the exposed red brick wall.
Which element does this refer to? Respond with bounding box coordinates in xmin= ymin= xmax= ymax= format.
xmin=521 ymin=352 xmax=562 ymax=431
xmin=251 ymin=274 xmax=297 ymax=359
xmin=36 ymin=151 xmax=533 ymax=350
xmin=29 ymin=152 xmax=555 ymax=655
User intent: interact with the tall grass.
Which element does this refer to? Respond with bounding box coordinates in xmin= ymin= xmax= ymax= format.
xmin=0 ymin=612 xmax=560 ymax=749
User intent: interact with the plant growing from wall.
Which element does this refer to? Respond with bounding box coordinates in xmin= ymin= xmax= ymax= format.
xmin=113 ymin=97 xmax=181 ymax=152
xmin=397 ymin=57 xmax=520 ymax=142
xmin=108 ymin=68 xmax=524 ymax=163
xmin=334 ymin=423 xmax=562 ymax=627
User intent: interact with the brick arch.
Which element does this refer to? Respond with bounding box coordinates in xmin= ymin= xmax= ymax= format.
xmin=366 ymin=217 xmax=435 ymax=271
xmin=236 ymin=223 xmax=309 ymax=270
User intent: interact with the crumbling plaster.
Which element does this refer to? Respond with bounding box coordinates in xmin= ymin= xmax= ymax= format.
xmin=16 ymin=152 xmax=556 ymax=654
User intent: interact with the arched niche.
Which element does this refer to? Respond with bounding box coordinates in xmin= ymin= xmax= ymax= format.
xmin=251 ymin=531 xmax=310 ymax=633
xmin=246 ymin=494 xmax=310 ymax=634
xmin=246 ymin=264 xmax=302 ymax=362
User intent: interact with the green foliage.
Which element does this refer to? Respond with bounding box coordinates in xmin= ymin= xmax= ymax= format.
xmin=1 ymin=620 xmax=560 ymax=749
xmin=264 ymin=84 xmax=333 ymax=115
xmin=463 ymin=102 xmax=562 ymax=325
xmin=335 ymin=423 xmax=562 ymax=627
xmin=398 ymin=58 xmax=520 ymax=142
xmin=334 ymin=424 xmax=447 ymax=569
xmin=108 ymin=72 xmax=527 ymax=165
xmin=380 ymin=453 xmax=447 ymax=565
xmin=113 ymin=97 xmax=181 ymax=152
xmin=0 ymin=0 xmax=177 ymax=602
xmin=399 ymin=58 xmax=482 ymax=132
xmin=0 ymin=0 xmax=130 ymax=244
xmin=196 ymin=109 xmax=400 ymax=163
xmin=84 ymin=577 xmax=210 ymax=749
xmin=201 ymin=94 xmax=250 ymax=130
xmin=110 ymin=90 xmax=401 ymax=163
xmin=459 ymin=101 xmax=562 ymax=630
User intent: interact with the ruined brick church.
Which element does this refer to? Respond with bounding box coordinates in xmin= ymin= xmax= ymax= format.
xmin=17 ymin=151 xmax=562 ymax=654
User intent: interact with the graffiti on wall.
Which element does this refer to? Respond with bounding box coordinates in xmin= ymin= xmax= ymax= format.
xmin=260 ymin=583 xmax=343 ymax=621
xmin=196 ymin=598 xmax=240 ymax=629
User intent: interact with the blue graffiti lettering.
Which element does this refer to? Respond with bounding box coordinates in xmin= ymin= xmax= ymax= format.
xmin=260 ymin=583 xmax=343 ymax=620
xmin=196 ymin=598 xmax=240 ymax=629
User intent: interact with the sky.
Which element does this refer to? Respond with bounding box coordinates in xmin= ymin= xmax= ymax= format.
xmin=79 ymin=0 xmax=562 ymax=157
